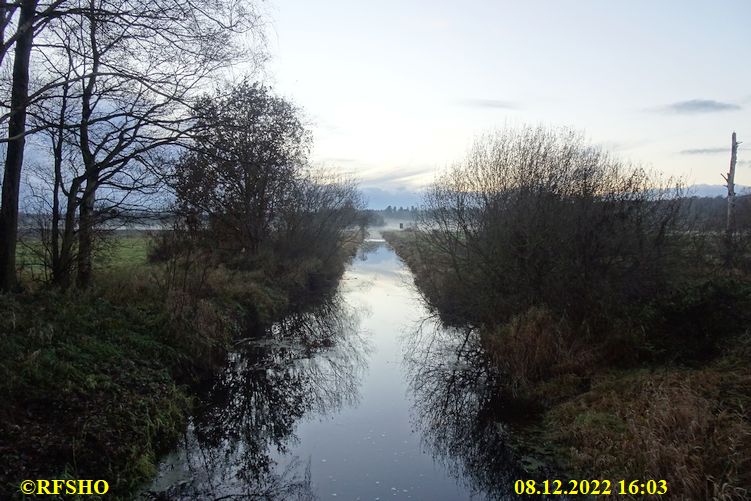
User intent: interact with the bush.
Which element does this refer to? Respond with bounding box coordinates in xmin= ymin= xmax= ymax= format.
xmin=642 ymin=279 xmax=751 ymax=363
xmin=418 ymin=125 xmax=684 ymax=327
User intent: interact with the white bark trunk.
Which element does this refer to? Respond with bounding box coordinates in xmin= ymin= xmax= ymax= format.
xmin=726 ymin=132 xmax=738 ymax=236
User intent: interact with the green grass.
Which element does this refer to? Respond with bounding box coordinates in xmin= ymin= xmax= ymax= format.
xmin=15 ymin=238 xmax=50 ymax=279
xmin=15 ymin=233 xmax=151 ymax=283
xmin=1 ymin=230 xmax=362 ymax=499
xmin=99 ymin=234 xmax=150 ymax=269
xmin=0 ymin=289 xmax=191 ymax=499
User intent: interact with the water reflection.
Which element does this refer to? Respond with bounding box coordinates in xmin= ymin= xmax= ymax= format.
xmin=142 ymin=242 xmax=565 ymax=500
xmin=405 ymin=321 xmax=563 ymax=500
xmin=142 ymin=294 xmax=368 ymax=500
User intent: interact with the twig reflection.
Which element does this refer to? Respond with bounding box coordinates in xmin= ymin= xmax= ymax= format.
xmin=143 ymin=293 xmax=370 ymax=500
xmin=405 ymin=319 xmax=562 ymax=500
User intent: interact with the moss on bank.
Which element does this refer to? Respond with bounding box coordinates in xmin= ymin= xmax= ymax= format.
xmin=0 ymin=233 xmax=360 ymax=500
xmin=384 ymin=229 xmax=751 ymax=500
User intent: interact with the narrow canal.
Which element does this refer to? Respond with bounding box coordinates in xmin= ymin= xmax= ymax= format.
xmin=143 ymin=239 xmax=536 ymax=500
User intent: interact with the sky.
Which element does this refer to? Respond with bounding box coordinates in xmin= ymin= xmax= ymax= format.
xmin=250 ymin=1 xmax=750 ymax=207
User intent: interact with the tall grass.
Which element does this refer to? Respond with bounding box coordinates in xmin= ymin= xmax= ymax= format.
xmin=547 ymin=359 xmax=751 ymax=500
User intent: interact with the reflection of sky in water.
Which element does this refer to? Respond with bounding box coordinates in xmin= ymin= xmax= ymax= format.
xmin=274 ymin=242 xmax=480 ymax=500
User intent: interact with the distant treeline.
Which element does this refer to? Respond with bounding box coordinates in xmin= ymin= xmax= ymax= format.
xmin=680 ymin=193 xmax=751 ymax=230
xmin=364 ymin=192 xmax=750 ymax=232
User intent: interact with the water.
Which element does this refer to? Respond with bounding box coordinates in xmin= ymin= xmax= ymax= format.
xmin=142 ymin=240 xmax=537 ymax=500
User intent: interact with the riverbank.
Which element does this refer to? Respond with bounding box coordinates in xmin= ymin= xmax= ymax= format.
xmin=384 ymin=229 xmax=751 ymax=500
xmin=0 ymin=233 xmax=360 ymax=499
xmin=142 ymin=240 xmax=504 ymax=500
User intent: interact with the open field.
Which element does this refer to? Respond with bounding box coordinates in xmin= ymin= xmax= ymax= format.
xmin=15 ymin=232 xmax=152 ymax=285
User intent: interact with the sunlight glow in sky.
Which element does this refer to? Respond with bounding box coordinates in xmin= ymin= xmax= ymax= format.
xmin=256 ymin=0 xmax=750 ymax=201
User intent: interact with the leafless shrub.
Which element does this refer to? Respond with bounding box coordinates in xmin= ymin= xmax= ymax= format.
xmin=418 ymin=125 xmax=685 ymax=328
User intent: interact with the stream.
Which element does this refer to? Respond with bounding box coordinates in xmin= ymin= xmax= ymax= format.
xmin=141 ymin=238 xmax=539 ymax=500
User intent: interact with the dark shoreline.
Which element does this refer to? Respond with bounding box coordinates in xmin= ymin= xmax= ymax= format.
xmin=383 ymin=228 xmax=751 ymax=500
xmin=0 ymin=236 xmax=360 ymax=500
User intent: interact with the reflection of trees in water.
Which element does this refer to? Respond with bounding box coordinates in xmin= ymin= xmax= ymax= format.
xmin=357 ymin=239 xmax=383 ymax=260
xmin=144 ymin=294 xmax=369 ymax=500
xmin=143 ymin=454 xmax=315 ymax=501
xmin=405 ymin=319 xmax=551 ymax=501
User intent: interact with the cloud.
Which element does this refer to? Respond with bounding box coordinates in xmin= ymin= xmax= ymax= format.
xmin=365 ymin=171 xmax=425 ymax=186
xmin=457 ymin=98 xmax=518 ymax=110
xmin=679 ymin=147 xmax=728 ymax=155
xmin=361 ymin=165 xmax=434 ymax=188
xmin=656 ymin=99 xmax=741 ymax=114
xmin=321 ymin=157 xmax=357 ymax=164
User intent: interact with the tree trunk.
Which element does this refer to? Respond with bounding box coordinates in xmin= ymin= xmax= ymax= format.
xmin=0 ymin=2 xmax=6 ymax=66
xmin=0 ymin=0 xmax=19 ymax=67
xmin=53 ymin=178 xmax=81 ymax=290
xmin=74 ymin=0 xmax=99 ymax=289
xmin=76 ymin=179 xmax=96 ymax=289
xmin=0 ymin=0 xmax=38 ymax=292
xmin=723 ymin=131 xmax=740 ymax=266
xmin=51 ymin=169 xmax=61 ymax=276
xmin=726 ymin=132 xmax=738 ymax=237
xmin=50 ymin=84 xmax=69 ymax=284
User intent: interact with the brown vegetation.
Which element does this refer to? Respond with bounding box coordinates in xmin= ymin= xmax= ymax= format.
xmin=384 ymin=125 xmax=751 ymax=500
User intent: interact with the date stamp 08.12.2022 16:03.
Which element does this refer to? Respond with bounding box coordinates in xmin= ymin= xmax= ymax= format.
xmin=514 ymin=479 xmax=669 ymax=497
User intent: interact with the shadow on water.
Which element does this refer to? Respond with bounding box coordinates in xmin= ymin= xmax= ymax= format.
xmin=141 ymin=294 xmax=369 ymax=500
xmin=404 ymin=314 xmax=569 ymax=500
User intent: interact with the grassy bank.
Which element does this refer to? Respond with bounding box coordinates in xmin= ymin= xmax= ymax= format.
xmin=0 ymin=232 xmax=360 ymax=499
xmin=385 ymin=229 xmax=751 ymax=500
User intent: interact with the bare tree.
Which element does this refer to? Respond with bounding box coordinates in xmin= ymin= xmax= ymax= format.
xmin=274 ymin=168 xmax=364 ymax=267
xmin=0 ymin=0 xmax=81 ymax=291
xmin=0 ymin=0 xmax=37 ymax=291
xmin=173 ymin=81 xmax=311 ymax=256
xmin=721 ymin=131 xmax=742 ymax=266
xmin=723 ymin=132 xmax=739 ymax=236
xmin=169 ymin=81 xmax=364 ymax=277
xmin=1 ymin=0 xmax=264 ymax=290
